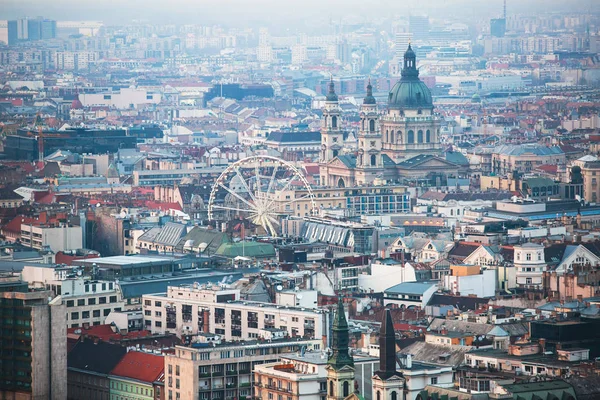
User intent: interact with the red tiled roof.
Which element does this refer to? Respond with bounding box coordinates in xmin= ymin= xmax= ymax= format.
xmin=144 ymin=201 xmax=183 ymax=212
xmin=535 ymin=164 xmax=558 ymax=174
xmin=67 ymin=324 xmax=153 ymax=342
xmin=2 ymin=216 xmax=33 ymax=234
xmin=110 ymin=351 xmax=164 ymax=383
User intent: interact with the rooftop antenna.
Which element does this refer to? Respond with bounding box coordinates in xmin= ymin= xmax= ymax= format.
xmin=503 ymin=0 xmax=507 ymax=20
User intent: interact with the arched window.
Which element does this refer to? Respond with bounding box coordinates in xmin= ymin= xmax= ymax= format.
xmin=337 ymin=178 xmax=345 ymax=188
xmin=426 ymin=129 xmax=431 ymax=143
xmin=330 ymin=381 xmax=334 ymax=396
xmin=377 ymin=391 xmax=381 ymax=400
xmin=407 ymin=130 xmax=414 ymax=144
xmin=369 ymin=119 xmax=375 ymax=132
xmin=331 ymin=116 xmax=338 ymax=129
xmin=343 ymin=381 xmax=349 ymax=397
xmin=385 ymin=130 xmax=389 ymax=142
xmin=371 ymin=154 xmax=377 ymax=166
xmin=391 ymin=391 xmax=397 ymax=400
xmin=417 ymin=130 xmax=423 ymax=143
xmin=397 ymin=131 xmax=403 ymax=143
xmin=417 ymin=109 xmax=422 ymax=115
xmin=361 ymin=119 xmax=365 ymax=131
xmin=390 ymin=131 xmax=395 ymax=143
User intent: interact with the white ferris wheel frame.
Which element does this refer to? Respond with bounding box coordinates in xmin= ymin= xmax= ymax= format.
xmin=207 ymin=155 xmax=317 ymax=236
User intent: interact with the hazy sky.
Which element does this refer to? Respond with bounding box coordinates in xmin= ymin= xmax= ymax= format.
xmin=1 ymin=0 xmax=598 ymax=27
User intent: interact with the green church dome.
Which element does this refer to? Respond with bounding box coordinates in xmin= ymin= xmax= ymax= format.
xmin=388 ymin=44 xmax=433 ymax=110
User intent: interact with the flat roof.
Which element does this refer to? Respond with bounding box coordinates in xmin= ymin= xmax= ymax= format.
xmin=76 ymin=255 xmax=175 ymax=266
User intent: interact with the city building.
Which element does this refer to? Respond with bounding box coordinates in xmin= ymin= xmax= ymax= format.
xmin=109 ymin=351 xmax=165 ymax=400
xmin=67 ymin=340 xmax=128 ymax=400
xmin=142 ymin=284 xmax=323 ymax=340
xmin=320 ymin=46 xmax=453 ymax=189
xmin=0 ymin=289 xmax=66 ymax=400
xmin=165 ymin=336 xmax=321 ymax=400
xmin=383 ymin=282 xmax=438 ymax=308
xmin=514 ymin=243 xmax=546 ymax=291
xmin=372 ymin=310 xmax=405 ymax=400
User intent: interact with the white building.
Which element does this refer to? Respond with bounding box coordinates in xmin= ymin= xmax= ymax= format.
xmin=443 ymin=267 xmax=496 ymax=298
xmin=79 ymin=88 xmax=161 ymax=109
xmin=513 ymin=243 xmax=546 ymax=290
xmin=142 ymin=284 xmax=323 ymax=341
xmin=397 ymin=354 xmax=453 ymax=400
xmin=20 ymin=223 xmax=83 ymax=252
xmin=358 ymin=258 xmax=417 ymax=293
xmin=383 ymin=281 xmax=438 ymax=308
xmin=21 ymin=264 xmax=125 ymax=328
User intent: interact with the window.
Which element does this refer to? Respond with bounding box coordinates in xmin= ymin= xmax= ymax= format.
xmin=71 ymin=312 xmax=79 ymax=320
xmin=66 ymin=300 xmax=74 ymax=307
xmin=431 ymin=377 xmax=438 ymax=384
xmin=82 ymin=311 xmax=90 ymax=319
xmin=88 ymin=298 xmax=96 ymax=305
xmin=77 ymin=299 xmax=85 ymax=306
xmin=526 ymin=253 xmax=531 ymax=261
xmin=155 ymin=321 xmax=162 ymax=327
xmin=176 ymin=366 xmax=180 ymax=376
xmin=110 ymin=296 xmax=118 ymax=303
xmin=155 ymin=301 xmax=162 ymax=307
xmin=99 ymin=297 xmax=107 ymax=304
xmin=145 ymin=300 xmax=152 ymax=306
xmin=93 ymin=310 xmax=100 ymax=318
xmin=391 ymin=391 xmax=397 ymax=400
xmin=343 ymin=381 xmax=349 ymax=397
xmin=104 ymin=309 xmax=111 ymax=316
xmin=176 ymin=379 xmax=180 ymax=389
xmin=330 ymin=381 xmax=334 ymax=396
xmin=407 ymin=130 xmax=414 ymax=144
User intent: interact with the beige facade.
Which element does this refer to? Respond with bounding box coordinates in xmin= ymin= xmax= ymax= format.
xmin=581 ymin=160 xmax=600 ymax=203
xmin=142 ymin=285 xmax=322 ymax=341
xmin=164 ymin=339 xmax=320 ymax=400
xmin=491 ymin=145 xmax=565 ymax=175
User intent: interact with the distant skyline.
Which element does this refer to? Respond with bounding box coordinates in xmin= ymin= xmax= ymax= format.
xmin=1 ymin=0 xmax=599 ymax=28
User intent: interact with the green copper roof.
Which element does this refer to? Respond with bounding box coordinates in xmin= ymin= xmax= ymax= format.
xmin=327 ymin=297 xmax=354 ymax=369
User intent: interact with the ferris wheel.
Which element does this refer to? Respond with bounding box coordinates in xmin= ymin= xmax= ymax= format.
xmin=207 ymin=155 xmax=317 ymax=236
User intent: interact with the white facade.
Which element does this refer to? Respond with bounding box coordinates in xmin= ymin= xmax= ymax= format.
xmin=60 ymin=278 xmax=125 ymax=328
xmin=142 ymin=285 xmax=322 ymax=341
xmin=20 ymin=223 xmax=83 ymax=252
xmin=79 ymin=88 xmax=161 ymax=109
xmin=397 ymin=355 xmax=453 ymax=400
xmin=513 ymin=243 xmax=546 ymax=289
xmin=358 ymin=259 xmax=417 ymax=293
xmin=443 ymin=269 xmax=496 ymax=297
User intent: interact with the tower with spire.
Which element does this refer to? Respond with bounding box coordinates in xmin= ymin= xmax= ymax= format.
xmin=372 ymin=309 xmax=405 ymax=400
xmin=327 ymin=298 xmax=355 ymax=400
xmin=320 ymin=78 xmax=343 ymax=171
xmin=355 ymin=79 xmax=383 ymax=185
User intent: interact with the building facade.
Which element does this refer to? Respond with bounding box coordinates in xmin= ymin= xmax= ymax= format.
xmin=142 ymin=285 xmax=323 ymax=341
xmin=165 ymin=337 xmax=320 ymax=400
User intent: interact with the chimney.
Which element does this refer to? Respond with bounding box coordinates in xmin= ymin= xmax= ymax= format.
xmin=405 ymin=353 xmax=412 ymax=369
xmin=539 ymin=338 xmax=546 ymax=353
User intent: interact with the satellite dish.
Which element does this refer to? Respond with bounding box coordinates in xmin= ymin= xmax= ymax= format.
xmin=276 ymin=285 xmax=283 ymax=291
xmin=478 ymin=336 xmax=484 ymax=341
xmin=76 ymin=270 xmax=82 ymax=276
xmin=297 ymin=294 xmax=303 ymax=299
xmin=295 ymin=286 xmax=300 ymax=291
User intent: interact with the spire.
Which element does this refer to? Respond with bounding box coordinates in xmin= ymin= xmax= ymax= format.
xmin=326 ymin=76 xmax=338 ymax=102
xmin=328 ymin=297 xmax=354 ymax=369
xmin=402 ymin=44 xmax=418 ymax=79
xmin=363 ymin=78 xmax=376 ymax=105
xmin=375 ymin=309 xmax=398 ymax=379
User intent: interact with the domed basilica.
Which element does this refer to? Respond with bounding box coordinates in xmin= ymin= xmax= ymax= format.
xmin=319 ymin=45 xmax=459 ymax=188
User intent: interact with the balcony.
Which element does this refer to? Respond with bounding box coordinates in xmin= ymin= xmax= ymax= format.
xmin=199 ymin=387 xmax=211 ymax=392
xmin=199 ymin=372 xmax=211 ymax=378
xmin=213 ymin=384 xmax=224 ymax=390
xmin=226 ymin=383 xmax=237 ymax=388
xmin=212 ymin=370 xmax=224 ymax=377
xmin=239 ymin=382 xmax=251 ymax=388
xmin=226 ymin=370 xmax=238 ymax=375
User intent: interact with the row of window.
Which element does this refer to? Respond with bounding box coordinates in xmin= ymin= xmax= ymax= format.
xmin=111 ymin=380 xmax=153 ymax=396
xmin=70 ymin=307 xmax=119 ymax=321
xmin=66 ymin=295 xmax=118 ymax=307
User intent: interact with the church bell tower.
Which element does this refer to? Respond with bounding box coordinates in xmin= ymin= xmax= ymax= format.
xmin=327 ymin=298 xmax=355 ymax=400
xmin=356 ymin=79 xmax=383 ymax=185
xmin=372 ymin=309 xmax=405 ymax=400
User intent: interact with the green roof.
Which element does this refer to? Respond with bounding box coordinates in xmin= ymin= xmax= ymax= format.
xmin=214 ymin=241 xmax=275 ymax=259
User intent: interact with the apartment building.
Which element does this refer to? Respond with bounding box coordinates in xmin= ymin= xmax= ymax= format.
xmin=20 ymin=222 xmax=82 ymax=252
xmin=254 ymin=351 xmax=379 ymax=400
xmin=21 ymin=265 xmax=125 ymax=328
xmin=0 ymin=288 xmax=67 ymax=400
xmin=142 ymin=284 xmax=323 ymax=341
xmin=164 ymin=337 xmax=321 ymax=400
